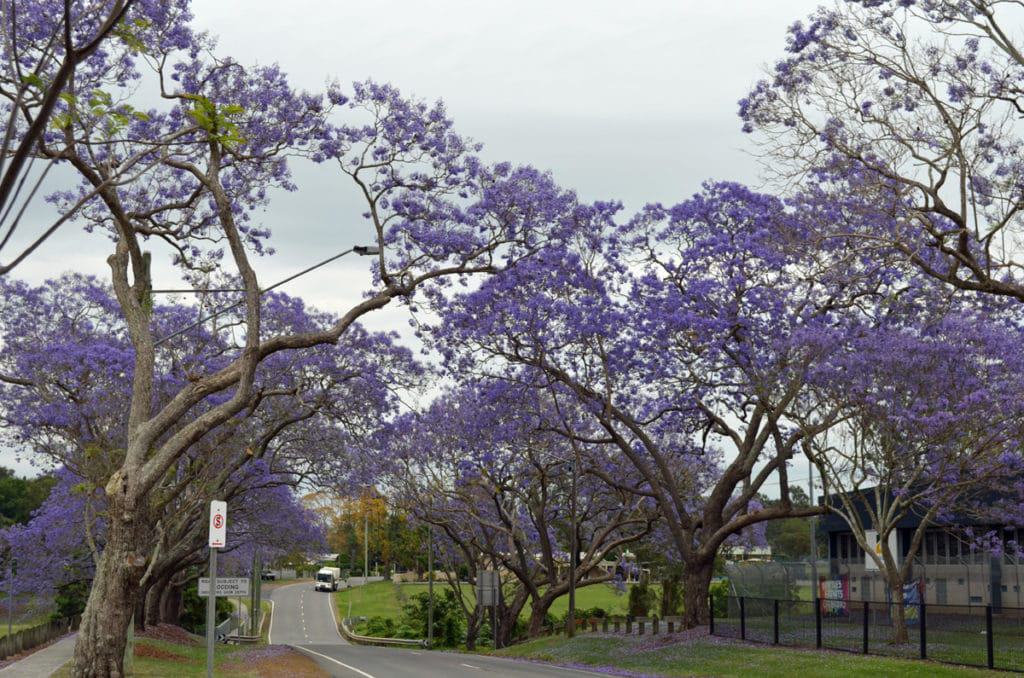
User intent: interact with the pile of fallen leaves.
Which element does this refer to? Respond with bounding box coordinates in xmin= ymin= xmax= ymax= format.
xmin=137 ymin=624 xmax=198 ymax=645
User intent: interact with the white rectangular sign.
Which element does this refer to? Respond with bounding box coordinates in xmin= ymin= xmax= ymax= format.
xmin=208 ymin=500 xmax=227 ymax=548
xmin=864 ymin=529 xmax=898 ymax=571
xmin=198 ymin=577 xmax=250 ymax=597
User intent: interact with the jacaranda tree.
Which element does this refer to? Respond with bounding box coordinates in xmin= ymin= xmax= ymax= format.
xmin=438 ymin=181 xmax=921 ymax=626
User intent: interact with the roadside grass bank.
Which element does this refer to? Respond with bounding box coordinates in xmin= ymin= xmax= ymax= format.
xmin=491 ymin=632 xmax=1006 ymax=677
xmin=335 ymin=580 xmax=648 ymax=635
xmin=51 ymin=625 xmax=326 ymax=677
xmin=0 ymin=614 xmax=52 ymax=638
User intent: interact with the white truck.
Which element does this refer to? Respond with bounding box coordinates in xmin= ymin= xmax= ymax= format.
xmin=315 ymin=566 xmax=342 ymax=592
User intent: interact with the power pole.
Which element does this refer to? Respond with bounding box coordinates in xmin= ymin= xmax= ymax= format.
xmin=809 ymin=460 xmax=818 ymax=604
xmin=364 ymin=507 xmax=369 ymax=584
xmin=427 ymin=523 xmax=434 ymax=648
xmin=568 ymin=457 xmax=578 ymax=637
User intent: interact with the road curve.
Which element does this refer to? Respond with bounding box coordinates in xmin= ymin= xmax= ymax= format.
xmin=267 ymin=581 xmax=347 ymax=646
xmin=266 ymin=582 xmax=601 ymax=677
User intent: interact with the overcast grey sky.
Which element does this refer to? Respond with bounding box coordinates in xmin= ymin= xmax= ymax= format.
xmin=3 ymin=0 xmax=824 ymax=475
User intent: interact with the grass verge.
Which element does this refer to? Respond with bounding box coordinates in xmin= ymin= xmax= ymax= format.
xmin=494 ymin=632 xmax=1007 ymax=677
xmin=335 ymin=579 xmax=644 ymax=632
xmin=53 ymin=628 xmax=327 ymax=677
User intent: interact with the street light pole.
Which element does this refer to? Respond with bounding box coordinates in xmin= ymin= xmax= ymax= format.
xmin=364 ymin=505 xmax=369 ymax=585
xmin=809 ymin=460 xmax=818 ymax=604
xmin=427 ymin=523 xmax=434 ymax=648
xmin=567 ymin=456 xmax=578 ymax=638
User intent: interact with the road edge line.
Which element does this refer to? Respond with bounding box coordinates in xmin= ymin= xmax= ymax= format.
xmin=267 ymin=599 xmax=275 ymax=645
xmin=327 ymin=587 xmax=345 ymax=642
xmin=292 ymin=644 xmax=376 ymax=678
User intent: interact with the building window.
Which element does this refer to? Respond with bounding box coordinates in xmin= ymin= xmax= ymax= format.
xmin=949 ymin=535 xmax=961 ymax=562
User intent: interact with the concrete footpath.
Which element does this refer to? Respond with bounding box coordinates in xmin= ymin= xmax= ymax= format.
xmin=0 ymin=633 xmax=75 ymax=677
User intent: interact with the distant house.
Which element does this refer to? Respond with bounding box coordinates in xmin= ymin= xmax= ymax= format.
xmin=721 ymin=545 xmax=772 ymax=563
xmin=819 ymin=487 xmax=1024 ymax=609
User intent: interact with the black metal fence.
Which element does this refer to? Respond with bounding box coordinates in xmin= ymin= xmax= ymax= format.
xmin=711 ymin=595 xmax=1024 ymax=672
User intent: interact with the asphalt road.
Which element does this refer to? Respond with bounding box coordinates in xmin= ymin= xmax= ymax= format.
xmin=266 ymin=582 xmax=600 ymax=677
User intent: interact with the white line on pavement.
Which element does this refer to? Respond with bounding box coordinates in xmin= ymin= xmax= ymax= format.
xmin=460 ymin=663 xmax=481 ymax=669
xmin=326 ymin=586 xmax=346 ymax=642
xmin=267 ymin=599 xmax=276 ymax=645
xmin=292 ymin=645 xmax=377 ymax=678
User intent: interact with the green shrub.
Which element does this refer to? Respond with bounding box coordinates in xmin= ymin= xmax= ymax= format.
xmin=179 ymin=580 xmax=232 ymax=634
xmin=709 ymin=579 xmax=729 ymax=618
xmin=393 ymin=623 xmax=419 ymax=639
xmin=51 ymin=579 xmax=89 ymax=621
xmin=659 ymin=573 xmax=683 ymax=617
xmin=365 ymin=615 xmax=396 ymax=637
xmin=628 ymin=581 xmax=656 ymax=617
xmin=399 ymin=589 xmax=464 ymax=647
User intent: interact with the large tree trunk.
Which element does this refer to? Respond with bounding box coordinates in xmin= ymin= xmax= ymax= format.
xmin=144 ymin=572 xmax=170 ymax=629
xmin=888 ymin=579 xmax=909 ymax=644
xmin=134 ymin=593 xmax=146 ymax=633
xmin=527 ymin=591 xmax=558 ymax=637
xmin=72 ymin=495 xmax=150 ymax=677
xmin=496 ymin=587 xmax=529 ymax=647
xmin=464 ymin=609 xmax=480 ymax=650
xmin=681 ymin=559 xmax=714 ymax=629
xmin=160 ymin=579 xmax=184 ymax=625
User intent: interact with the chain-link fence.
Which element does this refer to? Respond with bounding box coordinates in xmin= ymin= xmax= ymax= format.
xmin=723 ymin=560 xmax=827 ymax=601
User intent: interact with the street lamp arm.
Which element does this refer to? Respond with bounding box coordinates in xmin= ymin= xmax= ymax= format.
xmin=154 ymin=245 xmax=378 ymax=346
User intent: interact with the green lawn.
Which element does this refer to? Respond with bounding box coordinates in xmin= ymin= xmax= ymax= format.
xmin=0 ymin=616 xmax=49 ymax=638
xmin=336 ymin=581 xmax=439 ymax=622
xmin=335 ymin=579 xmax=647 ymax=632
xmin=719 ymin=609 xmax=1024 ymax=671
xmin=495 ymin=633 xmax=1006 ymax=677
xmin=547 ymin=582 xmax=639 ymax=618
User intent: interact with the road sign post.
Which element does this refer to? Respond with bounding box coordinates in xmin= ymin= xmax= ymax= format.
xmin=427 ymin=524 xmax=434 ymax=648
xmin=207 ymin=501 xmax=227 ymax=678
xmin=476 ymin=570 xmax=500 ymax=650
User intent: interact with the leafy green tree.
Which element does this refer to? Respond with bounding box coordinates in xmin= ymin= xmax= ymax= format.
xmin=51 ymin=580 xmax=90 ymax=621
xmin=179 ymin=580 xmax=231 ymax=635
xmin=400 ymin=590 xmax=464 ymax=647
xmin=0 ymin=467 xmax=56 ymax=527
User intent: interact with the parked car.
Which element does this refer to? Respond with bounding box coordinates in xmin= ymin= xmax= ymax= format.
xmin=261 ymin=570 xmax=278 ymax=581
